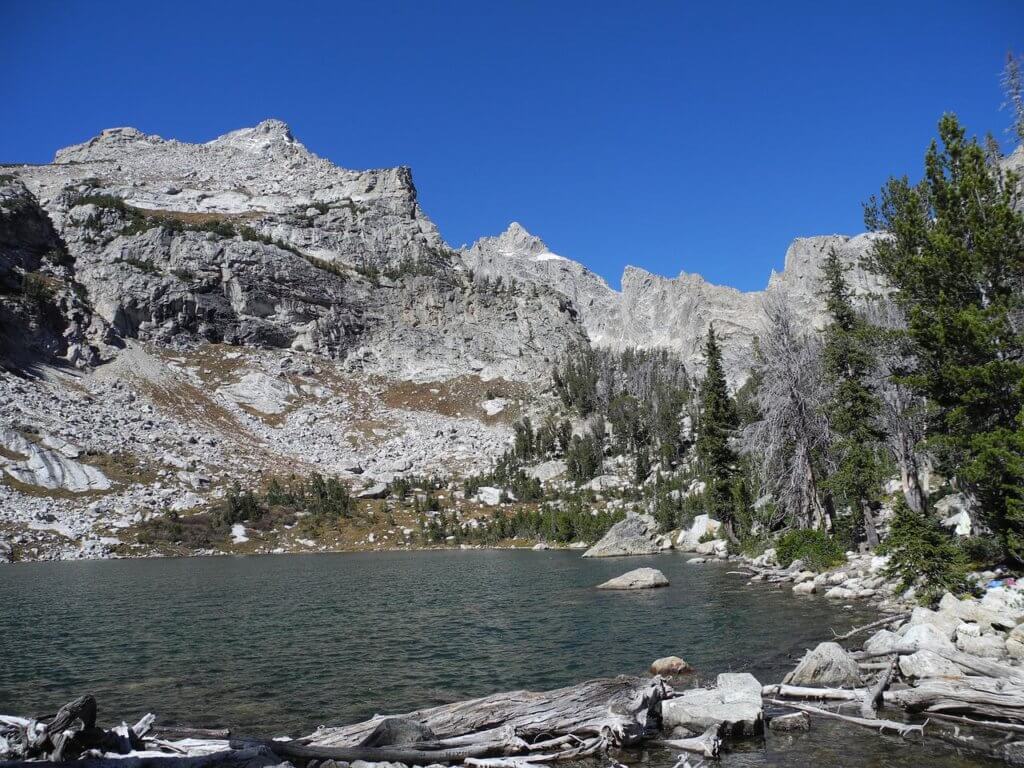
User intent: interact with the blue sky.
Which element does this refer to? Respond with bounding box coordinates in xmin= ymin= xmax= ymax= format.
xmin=2 ymin=1 xmax=1021 ymax=290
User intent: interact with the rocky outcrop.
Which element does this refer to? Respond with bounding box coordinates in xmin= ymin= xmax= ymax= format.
xmin=596 ymin=567 xmax=669 ymax=590
xmin=461 ymin=223 xmax=887 ymax=380
xmin=0 ymin=429 xmax=111 ymax=493
xmin=8 ymin=124 xmax=586 ymax=382
xmin=582 ymin=513 xmax=662 ymax=557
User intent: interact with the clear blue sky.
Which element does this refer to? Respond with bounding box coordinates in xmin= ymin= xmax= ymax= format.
xmin=3 ymin=1 xmax=1021 ymax=290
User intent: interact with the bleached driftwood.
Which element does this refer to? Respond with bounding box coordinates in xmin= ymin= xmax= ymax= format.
xmin=860 ymin=657 xmax=897 ymax=719
xmin=767 ymin=700 xmax=924 ymax=739
xmin=888 ymin=675 xmax=1024 ymax=721
xmin=307 ymin=676 xmax=671 ymax=749
xmin=831 ymin=612 xmax=910 ymax=641
xmin=651 ymin=725 xmax=721 ymax=758
xmin=762 ymin=684 xmax=867 ymax=702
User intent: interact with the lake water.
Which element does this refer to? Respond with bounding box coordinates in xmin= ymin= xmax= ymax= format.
xmin=0 ymin=550 xmax=995 ymax=766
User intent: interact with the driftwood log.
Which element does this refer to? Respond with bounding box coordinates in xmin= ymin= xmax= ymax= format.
xmin=3 ymin=678 xmax=670 ymax=767
xmin=306 ymin=676 xmax=670 ymax=750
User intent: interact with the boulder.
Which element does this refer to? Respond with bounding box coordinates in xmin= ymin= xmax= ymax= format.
xmin=792 ymin=580 xmax=817 ymax=595
xmin=957 ymin=633 xmax=1007 ymax=659
xmin=676 ymin=514 xmax=722 ymax=551
xmin=908 ymin=606 xmax=963 ymax=639
xmin=694 ymin=538 xmax=727 ymax=557
xmin=900 ymin=623 xmax=956 ymax=654
xmin=899 ymin=650 xmax=963 ymax=679
xmin=582 ymin=513 xmax=662 ymax=558
xmin=525 ymin=460 xmax=566 ymax=483
xmin=357 ymin=483 xmax=388 ymax=500
xmin=1007 ymin=639 xmax=1024 ymax=660
xmin=649 ymin=656 xmax=692 ymax=676
xmin=824 ymin=586 xmax=854 ymax=600
xmin=768 ymin=711 xmax=810 ymax=732
xmin=585 ymin=474 xmax=623 ymax=492
xmin=864 ymin=629 xmax=901 ymax=655
xmin=785 ymin=642 xmax=861 ymax=688
xmin=475 ymin=486 xmax=504 ymax=506
xmin=597 ymin=567 xmax=669 ymax=590
xmin=661 ymin=672 xmax=763 ymax=737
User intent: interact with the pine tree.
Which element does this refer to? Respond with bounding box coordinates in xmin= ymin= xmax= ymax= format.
xmin=696 ymin=324 xmax=740 ymax=539
xmin=820 ymin=249 xmax=887 ymax=547
xmin=865 ymin=114 xmax=1024 ymax=562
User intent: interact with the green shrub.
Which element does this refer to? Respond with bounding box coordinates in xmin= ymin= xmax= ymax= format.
xmin=879 ymin=498 xmax=968 ymax=605
xmin=959 ymin=535 xmax=1004 ymax=568
xmin=775 ymin=528 xmax=845 ymax=571
xmin=21 ymin=272 xmax=53 ymax=306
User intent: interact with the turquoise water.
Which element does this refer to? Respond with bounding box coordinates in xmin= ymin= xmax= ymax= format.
xmin=0 ymin=550 xmax=994 ymax=766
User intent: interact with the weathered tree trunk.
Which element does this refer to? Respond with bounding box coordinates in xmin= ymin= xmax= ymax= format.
xmin=306 ymin=676 xmax=670 ymax=749
xmin=861 ymin=500 xmax=880 ymax=548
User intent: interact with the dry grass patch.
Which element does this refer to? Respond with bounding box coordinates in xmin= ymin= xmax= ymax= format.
xmin=380 ymin=375 xmax=529 ymax=423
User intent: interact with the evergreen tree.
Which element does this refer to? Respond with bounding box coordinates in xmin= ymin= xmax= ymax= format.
xmin=865 ymin=114 xmax=1024 ymax=562
xmin=820 ymin=250 xmax=888 ymax=547
xmin=696 ymin=324 xmax=740 ymax=539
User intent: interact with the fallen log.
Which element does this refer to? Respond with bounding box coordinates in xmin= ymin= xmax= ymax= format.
xmin=762 ymin=684 xmax=867 ymax=702
xmin=767 ymin=700 xmax=924 ymax=739
xmin=232 ymin=736 xmax=506 ymax=765
xmin=853 ymin=646 xmax=1024 ymax=684
xmin=924 ymin=710 xmax=1024 ymax=735
xmin=650 ymin=725 xmax=721 ymax=758
xmin=831 ymin=612 xmax=910 ymax=641
xmin=860 ymin=657 xmax=897 ymax=719
xmin=0 ymin=747 xmax=280 ymax=768
xmin=306 ymin=676 xmax=671 ymax=749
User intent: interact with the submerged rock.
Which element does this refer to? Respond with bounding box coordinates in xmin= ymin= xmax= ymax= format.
xmin=597 ymin=567 xmax=669 ymax=590
xmin=582 ymin=513 xmax=662 ymax=558
xmin=768 ymin=711 xmax=810 ymax=732
xmin=785 ymin=642 xmax=861 ymax=688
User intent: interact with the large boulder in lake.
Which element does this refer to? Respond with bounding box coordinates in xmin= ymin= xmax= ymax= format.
xmin=597 ymin=567 xmax=669 ymax=590
xmin=582 ymin=513 xmax=661 ymax=558
xmin=661 ymin=672 xmax=763 ymax=737
xmin=784 ymin=642 xmax=861 ymax=688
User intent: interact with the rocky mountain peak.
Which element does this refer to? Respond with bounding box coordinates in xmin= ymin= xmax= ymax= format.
xmin=207 ymin=119 xmax=300 ymax=153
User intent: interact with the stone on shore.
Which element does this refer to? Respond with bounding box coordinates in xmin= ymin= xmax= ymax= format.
xmin=785 ymin=642 xmax=861 ymax=688
xmin=899 ymin=622 xmax=957 ymax=653
xmin=661 ymin=672 xmax=763 ymax=737
xmin=792 ymin=580 xmax=817 ymax=595
xmin=864 ymin=629 xmax=901 ymax=655
xmin=582 ymin=513 xmax=662 ymax=557
xmin=597 ymin=567 xmax=669 ymax=590
xmin=899 ymin=650 xmax=963 ymax=679
xmin=650 ymin=656 xmax=692 ymax=676
xmin=768 ymin=711 xmax=810 ymax=732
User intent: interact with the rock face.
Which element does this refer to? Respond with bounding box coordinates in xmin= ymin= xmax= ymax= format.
xmin=596 ymin=567 xmax=669 ymax=590
xmin=582 ymin=513 xmax=662 ymax=558
xmin=676 ymin=514 xmax=722 ymax=551
xmin=661 ymin=672 xmax=763 ymax=737
xmin=784 ymin=642 xmax=862 ymax=688
xmin=0 ymin=428 xmax=111 ymax=493
xmin=8 ymin=123 xmax=587 ymax=383
xmin=461 ymin=223 xmax=887 ymax=380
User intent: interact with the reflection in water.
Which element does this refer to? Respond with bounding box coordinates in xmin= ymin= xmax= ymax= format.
xmin=0 ymin=551 xmax=995 ymax=766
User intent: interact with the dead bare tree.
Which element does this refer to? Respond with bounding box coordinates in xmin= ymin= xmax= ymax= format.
xmin=863 ymin=296 xmax=928 ymax=513
xmin=749 ymin=292 xmax=832 ymax=530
